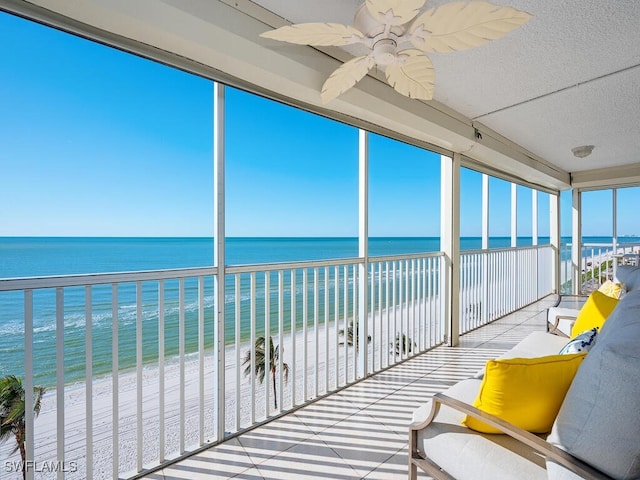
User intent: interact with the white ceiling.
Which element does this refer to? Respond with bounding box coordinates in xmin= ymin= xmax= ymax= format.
xmin=251 ymin=0 xmax=640 ymax=175
xmin=5 ymin=0 xmax=640 ymax=190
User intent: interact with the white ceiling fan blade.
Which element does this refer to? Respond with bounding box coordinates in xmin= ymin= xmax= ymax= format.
xmin=365 ymin=0 xmax=426 ymax=26
xmin=385 ymin=49 xmax=435 ymax=100
xmin=409 ymin=1 xmax=532 ymax=53
xmin=321 ymin=56 xmax=375 ymax=104
xmin=260 ymin=23 xmax=364 ymax=46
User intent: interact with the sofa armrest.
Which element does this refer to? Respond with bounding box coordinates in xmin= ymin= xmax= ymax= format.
xmin=409 ymin=393 xmax=612 ymax=480
xmin=546 ymin=311 xmax=576 ymax=337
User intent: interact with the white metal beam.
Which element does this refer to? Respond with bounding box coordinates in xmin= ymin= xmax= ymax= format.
xmin=571 ymin=163 xmax=640 ymax=190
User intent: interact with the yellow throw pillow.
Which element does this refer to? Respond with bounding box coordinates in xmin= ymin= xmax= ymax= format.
xmin=570 ymin=290 xmax=619 ymax=338
xmin=462 ymin=353 xmax=586 ymax=434
xmin=598 ymin=280 xmax=625 ymax=299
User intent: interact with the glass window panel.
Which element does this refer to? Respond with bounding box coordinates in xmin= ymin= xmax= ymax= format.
xmin=0 ymin=11 xmax=213 ymax=249
xmin=517 ymin=185 xmax=533 ymax=246
xmin=459 ymin=168 xmax=482 ymax=250
xmin=537 ymin=191 xmax=551 ymax=243
xmin=368 ymin=133 xmax=440 ymax=254
xmin=582 ymin=190 xmax=612 ymax=239
xmin=616 ymin=186 xmax=640 ymax=241
xmin=225 ymin=87 xmax=359 ymax=262
xmin=488 ymin=176 xmax=511 ymax=248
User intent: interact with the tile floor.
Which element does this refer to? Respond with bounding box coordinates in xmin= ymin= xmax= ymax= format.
xmin=141 ymin=295 xmax=557 ymax=480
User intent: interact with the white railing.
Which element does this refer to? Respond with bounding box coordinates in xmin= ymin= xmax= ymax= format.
xmin=459 ymin=245 xmax=554 ymax=334
xmin=0 ymin=268 xmax=217 ymax=480
xmin=0 ymin=252 xmax=445 ymax=479
xmin=560 ymin=242 xmax=640 ymax=294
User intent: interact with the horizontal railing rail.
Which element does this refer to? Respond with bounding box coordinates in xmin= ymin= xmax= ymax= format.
xmin=0 ymin=252 xmax=447 ymax=479
xmin=0 ymin=266 xmax=218 ymax=291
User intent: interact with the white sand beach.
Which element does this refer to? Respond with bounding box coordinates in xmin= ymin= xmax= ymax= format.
xmin=4 ymin=302 xmax=434 ymax=479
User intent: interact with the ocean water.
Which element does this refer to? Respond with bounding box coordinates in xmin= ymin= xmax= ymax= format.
xmin=0 ymin=236 xmax=632 ymax=386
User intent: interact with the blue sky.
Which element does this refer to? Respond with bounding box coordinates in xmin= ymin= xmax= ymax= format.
xmin=1 ymin=12 xmax=636 ymax=238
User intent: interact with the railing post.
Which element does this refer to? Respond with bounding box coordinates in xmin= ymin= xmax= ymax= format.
xmin=213 ymin=82 xmax=226 ymax=440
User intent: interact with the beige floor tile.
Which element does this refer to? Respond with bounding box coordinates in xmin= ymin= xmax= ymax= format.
xmin=362 ymin=446 xmax=431 ymax=479
xmin=314 ymin=410 xmax=406 ymax=477
xmin=236 ymin=417 xmax=316 ymax=466
xmin=157 ymin=438 xmax=256 ymax=480
xmin=231 ymin=467 xmax=265 ymax=479
xmin=291 ymin=396 xmax=362 ymax=434
xmin=254 ymin=435 xmax=360 ymax=479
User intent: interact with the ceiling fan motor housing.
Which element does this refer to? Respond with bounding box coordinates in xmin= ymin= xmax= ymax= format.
xmin=373 ymin=38 xmax=398 ymax=65
xmin=353 ymin=3 xmax=385 ymax=37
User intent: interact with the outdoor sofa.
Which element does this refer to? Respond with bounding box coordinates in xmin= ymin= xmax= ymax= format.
xmin=409 ymin=265 xmax=640 ymax=480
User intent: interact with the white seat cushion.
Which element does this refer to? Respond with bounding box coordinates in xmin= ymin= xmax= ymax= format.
xmin=499 ymin=331 xmax=569 ymax=359
xmin=415 ymin=379 xmax=547 ymax=480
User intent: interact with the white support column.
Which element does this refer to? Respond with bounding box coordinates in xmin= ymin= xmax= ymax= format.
xmin=213 ymin=82 xmax=226 ymax=440
xmin=510 ymin=183 xmax=518 ymax=305
xmin=511 ymin=183 xmax=518 ymax=247
xmin=572 ymin=189 xmax=582 ymax=294
xmin=441 ymin=153 xmax=461 ymax=347
xmin=358 ymin=129 xmax=369 ymax=377
xmin=481 ymin=174 xmax=489 ymax=324
xmin=550 ymin=192 xmax=561 ymax=293
xmin=482 ymin=174 xmax=489 ymax=250
xmin=612 ymin=188 xmax=618 ymax=279
xmin=532 ymin=189 xmax=538 ymax=246
xmin=612 ymin=189 xmax=618 ymax=254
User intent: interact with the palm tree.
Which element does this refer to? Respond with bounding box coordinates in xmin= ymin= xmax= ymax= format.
xmin=242 ymin=336 xmax=289 ymax=409
xmin=338 ymin=320 xmax=371 ymax=351
xmin=391 ymin=333 xmax=416 ymax=355
xmin=0 ymin=375 xmax=46 ymax=480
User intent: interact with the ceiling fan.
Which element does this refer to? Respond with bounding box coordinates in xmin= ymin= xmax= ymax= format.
xmin=260 ymin=0 xmax=532 ymax=103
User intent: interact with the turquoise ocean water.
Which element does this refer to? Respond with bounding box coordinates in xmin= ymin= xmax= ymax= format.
xmin=0 ymin=236 xmax=629 ymax=386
